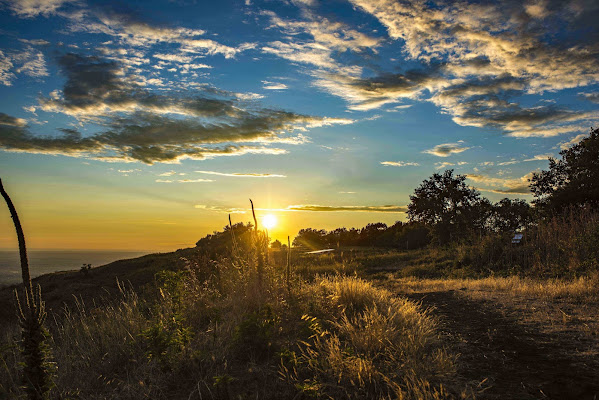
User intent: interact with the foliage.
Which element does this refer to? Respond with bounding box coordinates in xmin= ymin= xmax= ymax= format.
xmin=489 ymin=198 xmax=533 ymax=233
xmin=292 ymin=222 xmax=431 ymax=250
xmin=408 ymin=169 xmax=484 ymax=244
xmin=195 ymin=221 xmax=254 ymax=254
xmin=530 ymin=127 xmax=599 ymax=213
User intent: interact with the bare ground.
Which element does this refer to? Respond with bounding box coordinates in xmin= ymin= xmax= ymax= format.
xmin=383 ymin=281 xmax=599 ymax=399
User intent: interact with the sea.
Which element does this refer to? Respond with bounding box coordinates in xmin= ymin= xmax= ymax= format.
xmin=0 ymin=250 xmax=149 ymax=286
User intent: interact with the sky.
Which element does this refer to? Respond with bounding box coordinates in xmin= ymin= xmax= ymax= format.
xmin=0 ymin=0 xmax=598 ymax=251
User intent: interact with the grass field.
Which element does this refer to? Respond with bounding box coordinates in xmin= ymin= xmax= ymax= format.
xmin=1 ymin=244 xmax=598 ymax=399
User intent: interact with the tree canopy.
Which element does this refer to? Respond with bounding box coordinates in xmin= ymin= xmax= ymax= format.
xmin=408 ymin=169 xmax=483 ymax=243
xmin=530 ymin=128 xmax=599 ymax=213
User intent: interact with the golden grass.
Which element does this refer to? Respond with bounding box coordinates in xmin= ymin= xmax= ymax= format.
xmin=1 ymin=255 xmax=457 ymax=399
xmin=388 ymin=274 xmax=599 ymax=302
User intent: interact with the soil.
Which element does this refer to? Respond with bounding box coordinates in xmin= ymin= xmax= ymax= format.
xmin=398 ymin=288 xmax=599 ymax=399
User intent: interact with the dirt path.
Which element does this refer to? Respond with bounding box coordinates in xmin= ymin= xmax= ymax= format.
xmin=402 ymin=289 xmax=599 ymax=399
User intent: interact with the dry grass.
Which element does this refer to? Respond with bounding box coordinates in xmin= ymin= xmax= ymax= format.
xmin=0 ymin=249 xmax=458 ymax=399
xmin=387 ymin=274 xmax=599 ymax=302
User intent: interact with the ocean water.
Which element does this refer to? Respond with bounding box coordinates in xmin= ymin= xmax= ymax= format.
xmin=0 ymin=250 xmax=149 ymax=286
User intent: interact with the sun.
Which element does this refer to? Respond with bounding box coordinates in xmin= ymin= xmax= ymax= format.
xmin=262 ymin=214 xmax=277 ymax=230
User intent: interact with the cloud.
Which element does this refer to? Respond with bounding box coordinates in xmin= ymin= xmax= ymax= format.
xmin=467 ymin=173 xmax=534 ymax=195
xmin=285 ymin=204 xmax=407 ymax=213
xmin=523 ymin=153 xmax=553 ymax=162
xmin=579 ymin=92 xmax=599 ymax=104
xmin=195 ymin=170 xmax=286 ymax=178
xmin=559 ymin=133 xmax=588 ymax=150
xmin=0 ymin=112 xmax=27 ymax=127
xmin=262 ymin=80 xmax=288 ymax=90
xmin=423 ymin=142 xmax=470 ymax=157
xmin=69 ymin=10 xmax=251 ymax=58
xmin=0 ymin=47 xmax=48 ymax=86
xmin=156 ymin=178 xmax=214 ymax=183
xmin=380 ymin=161 xmax=420 ymax=167
xmin=0 ymin=51 xmax=14 ymax=86
xmin=194 ymin=204 xmax=246 ymax=213
xmin=4 ymin=0 xmax=74 ymax=18
xmin=314 ymin=67 xmax=443 ymax=111
xmin=177 ymin=179 xmax=214 ymax=183
xmin=287 ymin=0 xmax=599 ymax=136
xmin=1 ymin=53 xmax=351 ymax=163
xmin=435 ymin=161 xmax=454 ymax=169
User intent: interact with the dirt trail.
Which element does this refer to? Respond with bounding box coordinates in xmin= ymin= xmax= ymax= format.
xmin=403 ymin=289 xmax=599 ymax=400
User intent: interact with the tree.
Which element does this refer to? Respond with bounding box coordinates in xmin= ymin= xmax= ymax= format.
xmin=530 ymin=128 xmax=599 ymax=213
xmin=270 ymin=239 xmax=282 ymax=249
xmin=408 ymin=169 xmax=483 ymax=244
xmin=292 ymin=228 xmax=327 ymax=249
xmin=490 ymin=198 xmax=533 ymax=232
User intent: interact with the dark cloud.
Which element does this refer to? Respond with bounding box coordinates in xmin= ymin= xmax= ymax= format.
xmin=3 ymin=54 xmax=348 ymax=163
xmin=0 ymin=112 xmax=27 ymax=127
xmin=41 ymin=53 xmax=241 ymax=119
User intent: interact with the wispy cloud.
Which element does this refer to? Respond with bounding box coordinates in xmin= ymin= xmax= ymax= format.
xmin=194 ymin=204 xmax=246 ymax=213
xmin=523 ymin=154 xmax=553 ymax=162
xmin=157 ymin=178 xmax=214 ymax=183
xmin=559 ymin=133 xmax=588 ymax=150
xmin=4 ymin=0 xmax=75 ymax=18
xmin=285 ymin=204 xmax=407 ymax=213
xmin=467 ymin=173 xmax=534 ymax=195
xmin=0 ymin=46 xmax=48 ymax=86
xmin=262 ymin=80 xmax=288 ymax=90
xmin=579 ymin=92 xmax=599 ymax=104
xmin=195 ymin=170 xmax=286 ymax=178
xmin=380 ymin=161 xmax=420 ymax=167
xmin=423 ymin=142 xmax=470 ymax=157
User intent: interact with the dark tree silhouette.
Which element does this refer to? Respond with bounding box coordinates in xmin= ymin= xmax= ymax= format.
xmin=490 ymin=198 xmax=533 ymax=232
xmin=530 ymin=127 xmax=599 ymax=213
xmin=408 ymin=169 xmax=483 ymax=244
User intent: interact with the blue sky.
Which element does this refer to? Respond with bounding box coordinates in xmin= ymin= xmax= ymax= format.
xmin=0 ymin=0 xmax=598 ymax=250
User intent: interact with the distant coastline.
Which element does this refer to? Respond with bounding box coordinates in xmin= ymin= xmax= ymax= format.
xmin=0 ymin=250 xmax=150 ymax=286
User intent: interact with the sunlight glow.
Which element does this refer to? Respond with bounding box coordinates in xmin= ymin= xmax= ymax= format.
xmin=262 ymin=214 xmax=277 ymax=230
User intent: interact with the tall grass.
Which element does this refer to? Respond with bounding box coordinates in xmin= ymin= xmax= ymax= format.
xmin=0 ymin=232 xmax=457 ymax=399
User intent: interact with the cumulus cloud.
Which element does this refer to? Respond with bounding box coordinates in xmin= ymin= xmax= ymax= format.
xmin=287 ymin=0 xmax=599 ymax=136
xmin=286 ymin=204 xmax=407 ymax=213
xmin=423 ymin=142 xmax=470 ymax=157
xmin=195 ymin=170 xmax=286 ymax=178
xmin=380 ymin=161 xmax=420 ymax=167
